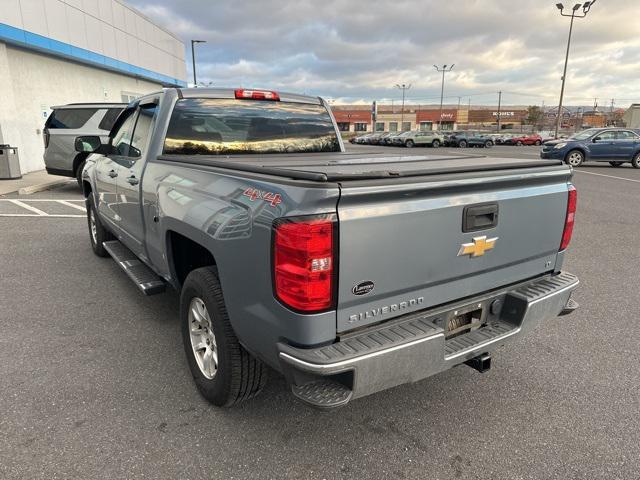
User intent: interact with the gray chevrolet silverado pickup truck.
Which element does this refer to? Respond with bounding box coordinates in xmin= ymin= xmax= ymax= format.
xmin=78 ymin=87 xmax=579 ymax=409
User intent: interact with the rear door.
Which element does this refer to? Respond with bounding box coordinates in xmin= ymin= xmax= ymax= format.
xmin=335 ymin=169 xmax=571 ymax=332
xmin=95 ymin=108 xmax=138 ymax=229
xmin=612 ymin=130 xmax=640 ymax=160
xmin=44 ymin=108 xmax=99 ymax=173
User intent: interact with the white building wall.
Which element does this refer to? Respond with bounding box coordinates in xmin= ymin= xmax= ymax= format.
xmin=0 ymin=44 xmax=162 ymax=173
xmin=0 ymin=0 xmax=186 ymax=83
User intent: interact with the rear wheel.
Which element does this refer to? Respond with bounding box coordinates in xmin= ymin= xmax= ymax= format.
xmin=632 ymin=152 xmax=640 ymax=169
xmin=432 ymin=139 xmax=440 ymax=148
xmin=458 ymin=140 xmax=468 ymax=148
xmin=86 ymin=195 xmax=114 ymax=257
xmin=181 ymin=267 xmax=268 ymax=407
xmin=609 ymin=161 xmax=623 ymax=167
xmin=516 ymin=141 xmax=523 ymax=146
xmin=565 ymin=149 xmax=584 ymax=167
xmin=405 ymin=139 xmax=415 ymax=148
xmin=484 ymin=140 xmax=493 ymax=148
xmin=535 ymin=140 xmax=542 ymax=146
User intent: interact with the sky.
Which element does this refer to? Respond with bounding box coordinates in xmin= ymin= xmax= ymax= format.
xmin=127 ymin=0 xmax=640 ymax=107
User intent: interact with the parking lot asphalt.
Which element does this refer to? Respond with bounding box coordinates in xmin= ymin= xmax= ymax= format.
xmin=1 ymin=146 xmax=639 ymax=480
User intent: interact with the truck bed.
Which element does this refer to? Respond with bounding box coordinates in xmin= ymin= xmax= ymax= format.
xmin=157 ymin=151 xmax=564 ymax=182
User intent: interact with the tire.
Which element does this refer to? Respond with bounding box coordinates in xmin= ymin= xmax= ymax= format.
xmin=86 ymin=195 xmax=114 ymax=257
xmin=180 ymin=267 xmax=268 ymax=407
xmin=632 ymin=152 xmax=640 ymax=169
xmin=535 ymin=140 xmax=542 ymax=146
xmin=432 ymin=139 xmax=440 ymax=148
xmin=75 ymin=160 xmax=86 ymax=188
xmin=516 ymin=141 xmax=523 ymax=146
xmin=484 ymin=140 xmax=493 ymax=148
xmin=609 ymin=161 xmax=623 ymax=167
xmin=458 ymin=140 xmax=468 ymax=148
xmin=405 ymin=140 xmax=414 ymax=148
xmin=565 ymin=149 xmax=584 ymax=167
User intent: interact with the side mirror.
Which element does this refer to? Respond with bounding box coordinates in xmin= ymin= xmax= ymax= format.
xmin=75 ymin=135 xmax=102 ymax=153
xmin=592 ymin=137 xmax=600 ymax=143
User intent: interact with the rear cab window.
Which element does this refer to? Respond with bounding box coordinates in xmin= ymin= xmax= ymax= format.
xmin=45 ymin=108 xmax=97 ymax=129
xmin=163 ymin=98 xmax=340 ymax=155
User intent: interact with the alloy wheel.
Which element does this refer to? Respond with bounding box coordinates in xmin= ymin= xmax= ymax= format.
xmin=188 ymin=297 xmax=218 ymax=379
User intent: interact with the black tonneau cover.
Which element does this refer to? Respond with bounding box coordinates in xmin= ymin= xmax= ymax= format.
xmin=157 ymin=151 xmax=563 ymax=182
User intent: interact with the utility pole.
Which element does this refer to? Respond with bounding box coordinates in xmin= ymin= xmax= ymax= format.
xmin=496 ymin=91 xmax=502 ymax=133
xmin=610 ymin=98 xmax=615 ymax=126
xmin=434 ymin=64 xmax=454 ymax=130
xmin=395 ymin=84 xmax=411 ymax=130
xmin=554 ymin=1 xmax=598 ymax=138
xmin=191 ymin=39 xmax=206 ymax=86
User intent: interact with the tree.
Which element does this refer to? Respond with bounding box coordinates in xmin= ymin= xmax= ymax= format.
xmin=526 ymin=105 xmax=544 ymax=129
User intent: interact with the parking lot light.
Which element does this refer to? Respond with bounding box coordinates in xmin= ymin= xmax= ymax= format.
xmin=191 ymin=39 xmax=207 ymax=87
xmin=434 ymin=64 xmax=454 ymax=131
xmin=395 ymin=83 xmax=412 ymax=131
xmin=554 ymin=0 xmax=597 ymax=138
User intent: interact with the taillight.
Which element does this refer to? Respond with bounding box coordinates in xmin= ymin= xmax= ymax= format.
xmin=560 ymin=184 xmax=577 ymax=251
xmin=273 ymin=214 xmax=336 ymax=313
xmin=235 ymin=89 xmax=280 ymax=101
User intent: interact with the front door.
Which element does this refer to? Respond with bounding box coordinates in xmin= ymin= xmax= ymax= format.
xmin=589 ymin=130 xmax=617 ymax=159
xmin=115 ymin=102 xmax=159 ymax=256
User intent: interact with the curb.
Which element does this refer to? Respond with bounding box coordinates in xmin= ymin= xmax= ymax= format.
xmin=17 ymin=179 xmax=70 ymax=195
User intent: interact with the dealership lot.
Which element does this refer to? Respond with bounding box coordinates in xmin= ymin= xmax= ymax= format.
xmin=1 ymin=145 xmax=639 ymax=479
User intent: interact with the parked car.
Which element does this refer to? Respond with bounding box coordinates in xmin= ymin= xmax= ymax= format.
xmin=43 ymin=103 xmax=126 ymax=185
xmin=352 ymin=133 xmax=373 ymax=144
xmin=400 ymin=130 xmax=445 ymax=148
xmin=377 ymin=132 xmax=395 ymax=145
xmin=366 ymin=132 xmax=386 ymax=145
xmin=390 ymin=131 xmax=411 ymax=145
xmin=446 ymin=131 xmax=494 ymax=148
xmin=540 ymin=127 xmax=640 ymax=167
xmin=78 ymin=87 xmax=579 ymax=409
xmin=504 ymin=134 xmax=542 ymax=146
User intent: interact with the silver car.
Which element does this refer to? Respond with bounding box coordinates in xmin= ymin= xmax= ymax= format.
xmin=399 ymin=130 xmax=445 ymax=148
xmin=43 ymin=103 xmax=126 ymax=185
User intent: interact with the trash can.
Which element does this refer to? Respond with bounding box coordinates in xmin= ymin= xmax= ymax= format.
xmin=0 ymin=145 xmax=22 ymax=179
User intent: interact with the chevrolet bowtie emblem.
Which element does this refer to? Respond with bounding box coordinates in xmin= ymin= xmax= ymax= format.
xmin=458 ymin=235 xmax=498 ymax=257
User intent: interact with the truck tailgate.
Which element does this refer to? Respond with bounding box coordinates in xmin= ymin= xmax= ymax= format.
xmin=336 ymin=166 xmax=572 ymax=332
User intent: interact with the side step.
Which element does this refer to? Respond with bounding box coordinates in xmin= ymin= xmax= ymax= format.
xmin=103 ymin=240 xmax=166 ymax=295
xmin=291 ymin=380 xmax=353 ymax=409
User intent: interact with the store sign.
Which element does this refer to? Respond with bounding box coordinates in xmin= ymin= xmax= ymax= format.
xmin=492 ymin=111 xmax=515 ymax=117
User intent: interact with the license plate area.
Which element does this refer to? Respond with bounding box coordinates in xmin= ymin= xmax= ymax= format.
xmin=444 ymin=302 xmax=487 ymax=339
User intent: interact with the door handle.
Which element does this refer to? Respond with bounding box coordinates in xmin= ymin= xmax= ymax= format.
xmin=126 ymin=175 xmax=139 ymax=186
xmin=108 ymin=170 xmax=118 ymax=178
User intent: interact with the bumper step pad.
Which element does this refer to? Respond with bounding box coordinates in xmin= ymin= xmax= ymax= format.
xmin=444 ymin=320 xmax=515 ymax=359
xmin=103 ymin=240 xmax=166 ymax=295
xmin=291 ymin=380 xmax=353 ymax=409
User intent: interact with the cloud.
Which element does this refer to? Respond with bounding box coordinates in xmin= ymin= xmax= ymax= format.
xmin=127 ymin=0 xmax=640 ymax=106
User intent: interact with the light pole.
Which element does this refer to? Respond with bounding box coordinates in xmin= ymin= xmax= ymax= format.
xmin=554 ymin=1 xmax=597 ymax=138
xmin=191 ymin=39 xmax=206 ymax=87
xmin=395 ymin=84 xmax=411 ymax=131
xmin=434 ymin=64 xmax=454 ymax=130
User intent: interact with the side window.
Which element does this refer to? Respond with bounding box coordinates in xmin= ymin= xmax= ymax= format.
xmin=616 ymin=131 xmax=636 ymax=139
xmin=596 ymin=131 xmax=615 ymax=140
xmin=98 ymin=108 xmax=124 ymax=131
xmin=46 ymin=108 xmax=97 ymax=129
xmin=111 ymin=110 xmax=138 ymax=157
xmin=129 ymin=104 xmax=158 ymax=159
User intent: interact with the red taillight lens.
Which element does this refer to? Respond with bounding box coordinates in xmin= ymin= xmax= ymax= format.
xmin=560 ymin=184 xmax=577 ymax=251
xmin=235 ymin=89 xmax=280 ymax=101
xmin=273 ymin=215 xmax=336 ymax=312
